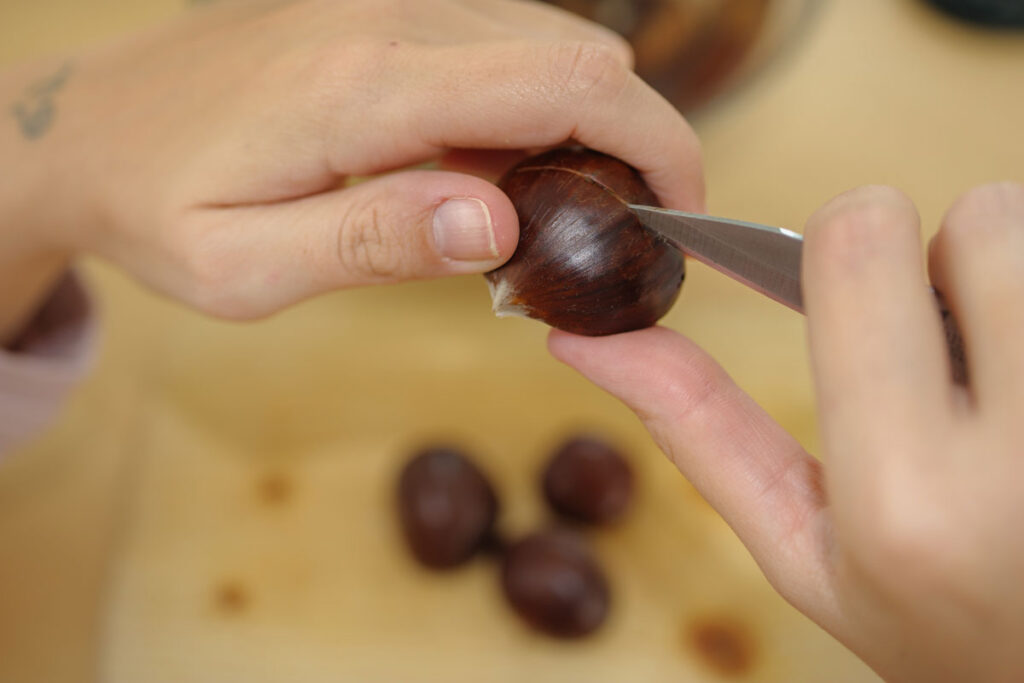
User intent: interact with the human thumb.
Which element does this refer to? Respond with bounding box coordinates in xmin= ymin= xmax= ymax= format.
xmin=181 ymin=170 xmax=519 ymax=319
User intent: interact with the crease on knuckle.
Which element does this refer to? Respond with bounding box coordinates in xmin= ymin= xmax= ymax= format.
xmin=551 ymin=42 xmax=630 ymax=107
xmin=336 ymin=201 xmax=401 ymax=281
xmin=758 ymin=453 xmax=826 ymax=522
xmin=662 ymin=353 xmax=722 ymax=423
xmin=639 ymin=351 xmax=724 ymax=467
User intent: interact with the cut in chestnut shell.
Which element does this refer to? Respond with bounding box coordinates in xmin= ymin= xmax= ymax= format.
xmin=485 ymin=148 xmax=685 ymax=336
xmin=396 ymin=446 xmax=499 ymax=570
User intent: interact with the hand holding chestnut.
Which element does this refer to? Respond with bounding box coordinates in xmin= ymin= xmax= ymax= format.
xmin=0 ymin=0 xmax=704 ymax=341
xmin=550 ymin=183 xmax=1024 ymax=682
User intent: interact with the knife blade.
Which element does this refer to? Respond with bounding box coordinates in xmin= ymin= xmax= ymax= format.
xmin=630 ymin=205 xmax=805 ymax=313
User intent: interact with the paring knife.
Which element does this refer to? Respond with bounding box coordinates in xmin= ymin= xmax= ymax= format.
xmin=629 ymin=205 xmax=968 ymax=384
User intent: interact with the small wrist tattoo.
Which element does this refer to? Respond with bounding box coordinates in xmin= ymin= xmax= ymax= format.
xmin=10 ymin=61 xmax=73 ymax=141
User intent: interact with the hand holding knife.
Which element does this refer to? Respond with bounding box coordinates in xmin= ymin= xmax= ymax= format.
xmin=630 ymin=205 xmax=968 ymax=384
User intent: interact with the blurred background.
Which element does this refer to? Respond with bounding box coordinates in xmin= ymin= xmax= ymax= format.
xmin=1 ymin=0 xmax=1022 ymax=681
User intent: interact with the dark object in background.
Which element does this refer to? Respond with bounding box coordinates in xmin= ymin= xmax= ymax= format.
xmin=543 ymin=435 xmax=634 ymax=525
xmin=397 ymin=447 xmax=499 ymax=569
xmin=485 ymin=147 xmax=685 ymax=336
xmin=924 ymin=0 xmax=1024 ymax=27
xmin=541 ymin=0 xmax=772 ymax=111
xmin=501 ymin=529 xmax=611 ymax=638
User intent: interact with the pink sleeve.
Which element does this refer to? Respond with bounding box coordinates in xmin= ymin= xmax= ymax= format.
xmin=0 ymin=273 xmax=97 ymax=457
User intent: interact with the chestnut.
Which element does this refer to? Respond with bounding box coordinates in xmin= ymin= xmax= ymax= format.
xmin=397 ymin=446 xmax=498 ymax=570
xmin=485 ymin=148 xmax=685 ymax=336
xmin=501 ymin=529 xmax=610 ymax=638
xmin=542 ymin=435 xmax=633 ymax=525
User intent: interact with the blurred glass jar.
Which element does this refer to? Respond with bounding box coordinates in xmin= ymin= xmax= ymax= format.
xmin=540 ymin=0 xmax=821 ymax=113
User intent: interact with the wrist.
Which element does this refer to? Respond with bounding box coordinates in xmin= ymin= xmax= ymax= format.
xmin=1 ymin=59 xmax=81 ymax=345
xmin=1 ymin=56 xmax=97 ymax=250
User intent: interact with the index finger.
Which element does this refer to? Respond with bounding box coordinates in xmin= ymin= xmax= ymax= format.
xmin=547 ymin=327 xmax=835 ymax=623
xmin=802 ymin=187 xmax=953 ymax=466
xmin=353 ymin=40 xmax=705 ymax=212
xmin=459 ymin=0 xmax=636 ymax=68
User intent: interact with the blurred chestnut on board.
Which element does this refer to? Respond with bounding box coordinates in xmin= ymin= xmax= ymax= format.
xmin=543 ymin=435 xmax=634 ymax=525
xmin=485 ymin=148 xmax=685 ymax=336
xmin=397 ymin=447 xmax=498 ymax=569
xmin=501 ymin=529 xmax=611 ymax=638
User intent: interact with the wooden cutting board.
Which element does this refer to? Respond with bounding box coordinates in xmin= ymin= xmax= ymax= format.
xmin=2 ymin=0 xmax=1022 ymax=680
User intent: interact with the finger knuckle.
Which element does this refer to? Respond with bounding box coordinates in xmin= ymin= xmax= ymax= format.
xmin=369 ymin=0 xmax=439 ymax=23
xmin=807 ymin=186 xmax=917 ymax=265
xmin=549 ymin=41 xmax=631 ymax=105
xmin=613 ymin=35 xmax=636 ymax=69
xmin=312 ymin=39 xmax=391 ymax=93
xmin=861 ymin=513 xmax=933 ymax=572
xmin=336 ymin=200 xmax=403 ymax=281
xmin=942 ymin=181 xmax=1024 ymax=245
xmin=845 ymin=484 xmax=955 ymax=591
xmin=640 ymin=345 xmax=725 ymax=450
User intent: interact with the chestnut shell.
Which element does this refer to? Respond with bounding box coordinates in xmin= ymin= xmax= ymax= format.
xmin=501 ymin=528 xmax=610 ymax=638
xmin=396 ymin=447 xmax=498 ymax=569
xmin=486 ymin=148 xmax=685 ymax=336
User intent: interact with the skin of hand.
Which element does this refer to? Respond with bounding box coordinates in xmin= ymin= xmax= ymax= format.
xmin=0 ymin=0 xmax=705 ymax=344
xmin=550 ymin=182 xmax=1024 ymax=683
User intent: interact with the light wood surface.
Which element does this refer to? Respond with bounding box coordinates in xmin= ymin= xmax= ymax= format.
xmin=1 ymin=1 xmax=1022 ymax=681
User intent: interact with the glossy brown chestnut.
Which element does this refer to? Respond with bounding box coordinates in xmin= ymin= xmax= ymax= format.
xmin=397 ymin=447 xmax=498 ymax=570
xmin=485 ymin=148 xmax=685 ymax=336
xmin=501 ymin=529 xmax=610 ymax=638
xmin=542 ymin=435 xmax=633 ymax=525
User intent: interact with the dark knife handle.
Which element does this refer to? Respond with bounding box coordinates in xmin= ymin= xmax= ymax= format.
xmin=933 ymin=289 xmax=968 ymax=385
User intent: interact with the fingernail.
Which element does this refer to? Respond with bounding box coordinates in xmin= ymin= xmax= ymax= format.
xmin=433 ymin=198 xmax=498 ymax=261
